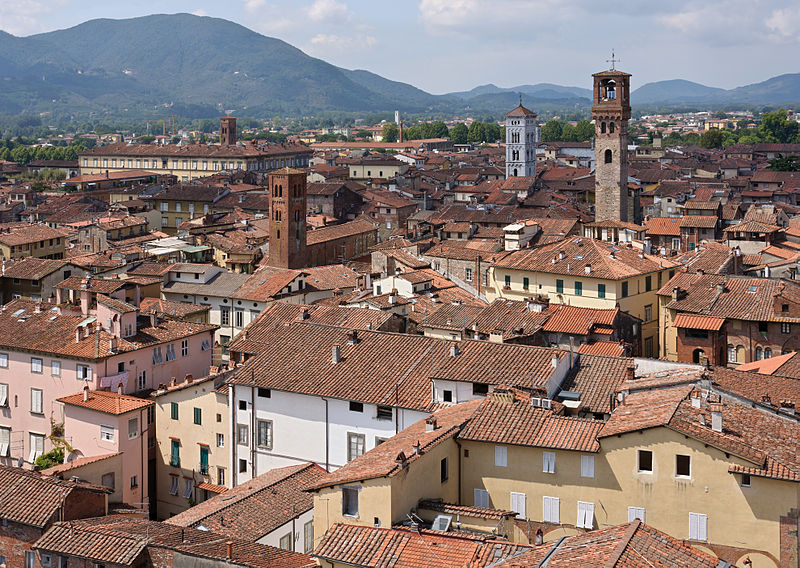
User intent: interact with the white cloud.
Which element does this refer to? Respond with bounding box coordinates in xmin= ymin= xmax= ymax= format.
xmin=306 ymin=0 xmax=352 ymax=24
xmin=765 ymin=7 xmax=800 ymax=41
xmin=243 ymin=0 xmax=268 ymax=13
xmin=192 ymin=9 xmax=209 ymax=17
xmin=308 ymin=33 xmax=375 ymax=50
xmin=0 ymin=0 xmax=64 ymax=36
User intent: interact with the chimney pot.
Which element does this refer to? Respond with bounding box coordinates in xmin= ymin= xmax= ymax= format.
xmin=226 ymin=541 xmax=233 ymax=559
xmin=449 ymin=344 xmax=459 ymax=357
xmin=348 ymin=330 xmax=359 ymax=345
xmin=83 ymin=385 xmax=89 ymax=402
xmin=117 ymin=382 xmax=123 ymax=395
xmin=425 ymin=418 xmax=437 ymax=432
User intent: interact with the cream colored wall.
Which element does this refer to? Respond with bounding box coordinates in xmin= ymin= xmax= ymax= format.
xmin=460 ymin=428 xmax=797 ymax=561
xmin=422 ymin=328 xmax=463 ymax=341
xmin=154 ymin=383 xmax=229 ymax=520
xmin=80 ymin=156 xmax=258 ymax=181
xmin=58 ymin=453 xmax=124 ymax=503
xmin=487 ymin=266 xmax=667 ymax=355
xmin=313 ymin=479 xmax=392 ymax=540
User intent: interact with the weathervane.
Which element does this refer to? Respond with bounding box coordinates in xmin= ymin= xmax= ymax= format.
xmin=519 ymin=94 xmax=523 ymax=106
xmin=607 ymin=49 xmax=619 ymax=70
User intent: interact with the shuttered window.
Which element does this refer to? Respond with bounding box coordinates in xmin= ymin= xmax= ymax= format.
xmin=542 ymin=496 xmax=559 ymax=523
xmin=474 ymin=488 xmax=489 ymax=509
xmin=577 ymin=501 xmax=595 ymax=529
xmin=689 ymin=513 xmax=707 ymax=541
xmin=510 ymin=492 xmax=526 ymax=519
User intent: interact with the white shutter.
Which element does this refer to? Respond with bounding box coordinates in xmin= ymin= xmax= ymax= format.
xmin=183 ymin=479 xmax=193 ymax=498
xmin=510 ymin=492 xmax=526 ymax=519
xmin=0 ymin=428 xmax=9 ymax=457
xmin=474 ymin=488 xmax=489 ymax=509
xmin=0 ymin=383 xmax=7 ymax=406
xmin=169 ymin=476 xmax=179 ymax=495
xmin=689 ymin=513 xmax=707 ymax=541
xmin=578 ymin=501 xmax=594 ymax=529
xmin=543 ymin=496 xmax=559 ymax=523
xmin=581 ymin=455 xmax=594 ymax=478
xmin=628 ymin=507 xmax=645 ymax=523
xmin=543 ymin=451 xmax=555 ymax=473
xmin=495 ymin=445 xmax=507 ymax=467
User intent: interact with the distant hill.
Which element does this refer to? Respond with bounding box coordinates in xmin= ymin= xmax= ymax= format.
xmin=0 ymin=13 xmax=797 ymax=119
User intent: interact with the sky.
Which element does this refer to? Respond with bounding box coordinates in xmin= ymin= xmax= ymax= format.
xmin=1 ymin=0 xmax=799 ymax=94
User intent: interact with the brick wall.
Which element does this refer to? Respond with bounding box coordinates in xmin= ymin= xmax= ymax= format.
xmin=780 ymin=513 xmax=799 ymax=568
xmin=727 ymin=320 xmax=799 ymax=364
xmin=675 ymin=328 xmax=725 ymax=365
xmin=0 ymin=522 xmax=44 ymax=568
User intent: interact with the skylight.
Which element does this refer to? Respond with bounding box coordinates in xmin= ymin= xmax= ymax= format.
xmin=11 ymin=309 xmax=25 ymax=317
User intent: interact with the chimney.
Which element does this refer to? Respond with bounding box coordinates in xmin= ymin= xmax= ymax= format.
xmin=83 ymin=384 xmax=89 ymax=402
xmin=226 ymin=541 xmax=233 ymax=560
xmin=716 ymin=282 xmax=725 ymax=294
xmin=332 ymin=345 xmax=341 ymax=364
xmin=584 ymin=264 xmax=591 ymax=274
xmin=76 ymin=327 xmax=83 ymax=343
xmin=117 ymin=382 xmax=123 ymax=395
xmin=149 ymin=312 xmax=157 ymax=328
xmin=551 ymin=355 xmax=559 ymax=368
xmin=185 ymin=374 xmax=193 ymax=383
xmin=449 ymin=344 xmax=459 ymax=357
xmin=94 ymin=330 xmax=100 ymax=359
xmin=625 ymin=365 xmax=635 ymax=381
xmin=299 ymin=307 xmax=310 ymax=320
xmin=425 ymin=417 xmax=437 ymax=432
xmin=412 ymin=440 xmax=421 ymax=455
xmin=109 ymin=337 xmax=118 ymax=353
xmin=347 ymin=330 xmax=359 ymax=345
xmin=710 ymin=406 xmax=723 ymax=432
xmin=671 ymin=287 xmax=681 ymax=301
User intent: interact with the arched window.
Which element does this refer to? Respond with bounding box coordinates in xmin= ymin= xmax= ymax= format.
xmin=764 ymin=348 xmax=772 ymax=359
xmin=278 ymin=184 xmax=283 ymax=197
xmin=727 ymin=345 xmax=736 ymax=363
xmin=736 ymin=345 xmax=745 ymax=363
xmin=692 ymin=349 xmax=705 ymax=364
xmin=604 ymin=149 xmax=613 ymax=164
xmin=755 ymin=346 xmax=763 ymax=360
xmin=513 ymin=168 xmax=518 ymax=177
xmin=609 ymin=122 xmax=615 ymax=134
xmin=600 ymin=122 xmax=606 ymax=134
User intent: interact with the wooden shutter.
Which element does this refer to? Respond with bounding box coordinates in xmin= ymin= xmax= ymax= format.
xmin=510 ymin=492 xmax=526 ymax=519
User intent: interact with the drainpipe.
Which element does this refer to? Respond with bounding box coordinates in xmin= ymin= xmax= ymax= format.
xmin=455 ymin=439 xmax=463 ymax=507
xmin=229 ymin=384 xmax=237 ymax=486
xmin=319 ymin=396 xmax=330 ymax=472
xmin=250 ymin=374 xmax=256 ymax=479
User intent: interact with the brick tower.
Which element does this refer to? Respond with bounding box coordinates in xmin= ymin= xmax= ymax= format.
xmin=220 ymin=116 xmax=237 ymax=146
xmin=592 ymin=67 xmax=631 ymax=222
xmin=268 ymin=168 xmax=307 ymax=269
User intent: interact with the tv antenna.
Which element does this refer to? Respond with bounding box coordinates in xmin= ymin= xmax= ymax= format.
xmin=607 ymin=49 xmax=620 ymax=70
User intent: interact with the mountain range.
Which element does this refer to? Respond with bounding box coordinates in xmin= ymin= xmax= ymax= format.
xmin=0 ymin=13 xmax=798 ymax=119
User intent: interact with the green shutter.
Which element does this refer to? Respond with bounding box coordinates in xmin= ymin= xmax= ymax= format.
xmin=523 ymin=277 xmax=529 ymax=290
xmin=193 ymin=407 xmax=201 ymax=425
xmin=171 ymin=440 xmax=180 ymax=467
xmin=575 ymin=281 xmax=582 ymax=296
xmin=170 ymin=402 xmax=178 ymax=420
xmin=598 ymin=284 xmax=606 ymax=298
xmin=556 ymin=279 xmax=564 ymax=294
xmin=200 ymin=446 xmax=209 ymax=474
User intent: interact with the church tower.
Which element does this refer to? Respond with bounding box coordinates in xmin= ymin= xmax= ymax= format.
xmin=592 ymin=67 xmax=631 ymax=222
xmin=505 ymin=100 xmax=538 ymax=179
xmin=268 ymin=168 xmax=307 ymax=269
xmin=220 ymin=116 xmax=237 ymax=146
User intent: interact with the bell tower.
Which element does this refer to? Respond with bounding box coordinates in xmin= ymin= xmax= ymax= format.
xmin=592 ymin=65 xmax=631 ymax=222
xmin=268 ymin=168 xmax=307 ymax=269
xmin=220 ymin=116 xmax=237 ymax=146
xmin=505 ymin=98 xmax=539 ymax=179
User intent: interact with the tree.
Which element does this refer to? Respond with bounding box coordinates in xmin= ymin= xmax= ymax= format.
xmin=484 ymin=123 xmax=501 ymax=142
xmin=450 ymin=123 xmax=468 ymax=144
xmin=770 ymin=154 xmax=800 ymax=171
xmin=430 ymin=121 xmax=449 ymax=139
xmin=467 ymin=121 xmax=487 ymax=143
xmin=574 ymin=120 xmax=595 ymax=141
xmin=354 ymin=129 xmax=371 ymax=139
xmin=760 ymin=109 xmax=799 ymax=144
xmin=381 ymin=123 xmax=398 ymax=143
xmin=699 ymin=129 xmax=724 ymax=149
xmin=541 ymin=120 xmax=563 ymax=142
xmin=561 ymin=123 xmax=576 ymax=142
xmin=713 ymin=110 xmax=728 ymax=119
xmin=35 ymin=447 xmax=64 ymax=470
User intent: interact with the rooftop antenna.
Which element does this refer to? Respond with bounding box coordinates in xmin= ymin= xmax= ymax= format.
xmin=607 ymin=49 xmax=619 ymax=70
xmin=519 ymin=94 xmax=522 ymax=107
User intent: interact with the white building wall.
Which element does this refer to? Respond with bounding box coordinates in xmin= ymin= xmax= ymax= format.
xmin=257 ymin=508 xmax=315 ymax=554
xmin=505 ymin=113 xmax=539 ymax=179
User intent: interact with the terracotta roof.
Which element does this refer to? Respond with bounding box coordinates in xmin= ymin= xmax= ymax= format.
xmin=417 ymin=500 xmax=516 ymax=520
xmin=559 ymin=354 xmax=634 ymax=414
xmin=0 ymin=466 xmax=110 ymax=528
xmin=493 ymin=237 xmax=674 ymax=280
xmin=576 ymin=341 xmax=627 ymax=357
xmin=421 ymin=303 xmax=483 ymax=331
xmin=82 ymin=140 xmax=310 ymax=159
xmin=541 ymin=305 xmax=618 ymax=335
xmin=314 ymin=523 xmax=528 ymax=567
xmin=139 ymin=297 xmax=211 ymax=318
xmin=506 ymin=104 xmax=537 ymax=117
xmin=494 ymin=520 xmax=720 ymax=567
xmin=97 ymin=294 xmax=138 ymax=314
xmin=0 ymin=224 xmax=69 ymax=246
xmin=166 ymin=463 xmax=325 ymax=541
xmin=672 ymin=313 xmax=726 ymax=331
xmin=58 ymin=390 xmax=154 ymax=415
xmin=0 ymin=257 xmax=74 ymax=280
xmin=471 ymin=299 xmax=549 ymax=339
xmin=600 ymin=385 xmax=694 ymax=438
xmin=679 ymin=215 xmax=718 ymax=229
xmin=458 ymin=393 xmax=602 ymax=452
xmin=644 ymin=216 xmax=681 ymax=236
xmin=41 ymin=453 xmax=121 ymax=476
xmin=723 ymin=219 xmax=781 ymax=233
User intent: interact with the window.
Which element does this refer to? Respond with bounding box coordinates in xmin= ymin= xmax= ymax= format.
xmin=170 ymin=440 xmax=180 ymax=467
xmin=577 ymin=501 xmax=595 ymax=529
xmin=645 ymin=275 xmax=652 ymax=292
xmin=465 ymin=268 xmax=473 ymax=282
xmin=217 ymin=433 xmax=224 ymax=447
xmin=504 ymin=275 xmax=511 ymax=288
xmin=304 ymin=520 xmax=314 ymax=554
xmin=581 ymin=455 xmax=594 ymax=478
xmin=26 ymin=551 xmax=36 ymax=568
xmin=200 ymin=446 xmax=209 ymax=474
xmin=543 ymin=451 xmax=555 ymax=474
xmin=239 ymin=459 xmax=247 ymax=473
xmin=31 ymin=357 xmax=43 ymax=373
xmin=782 ymin=322 xmax=791 ymax=334
xmin=644 ymin=304 xmax=653 ymax=322
xmin=165 ymin=344 xmax=176 ymax=362
xmin=279 ymin=533 xmax=292 ymax=551
xmin=689 ymin=512 xmax=708 ymax=541
xmin=349 ymin=401 xmax=364 ymax=413
xmin=473 ymin=383 xmax=489 ymax=396
xmin=51 ymin=361 xmax=61 ymax=376
xmin=342 ymin=486 xmax=359 ymax=517
xmin=183 ymin=478 xmax=193 ymax=499
xmin=137 ymin=371 xmax=147 ymax=391
xmin=765 ymin=348 xmax=772 ymax=359
xmin=556 ymin=279 xmax=564 ymax=294
xmin=220 ymin=307 xmax=231 ymax=326
xmin=676 ymin=454 xmax=691 ymax=477
xmin=193 ymin=407 xmax=202 ymax=425
xmin=443 ymin=389 xmax=453 ymax=403
xmin=31 ymin=388 xmax=43 ymax=414
xmin=0 ymin=427 xmax=9 ymax=457
xmin=741 ymin=474 xmax=751 ymax=487
xmin=162 ymin=217 xmax=169 ymax=227
xmin=257 ymin=419 xmax=273 ymax=449
xmin=238 ymin=400 xmax=247 ymax=410
xmin=181 ymin=340 xmax=189 ymax=357
xmin=542 ymin=496 xmax=560 ymax=523
xmin=0 ymin=353 xmax=7 ymax=368
xmin=77 ymin=364 xmax=92 ymax=380
xmin=161 ymin=202 xmax=169 ymax=212
xmin=131 ymin=475 xmax=138 ymax=488
xmin=348 ymin=433 xmax=365 ymax=462
xmin=728 ymin=345 xmax=737 ymax=363
xmin=523 ymin=277 xmax=529 ymax=290
xmin=574 ymin=281 xmax=583 ymax=296
xmin=604 ymin=149 xmax=612 ymax=164
xmin=29 ymin=433 xmax=44 ymax=463
xmin=235 ymin=310 xmax=244 ymax=328
xmin=628 ymin=507 xmax=645 ymax=523
xmin=377 ymin=405 xmax=392 ymax=420
xmin=638 ymin=450 xmax=653 ymax=473
xmin=170 ymin=402 xmax=179 ymax=420
xmin=41 ymin=554 xmax=52 ymax=568
xmin=441 ymin=457 xmax=448 ymax=482
xmin=258 ymin=387 xmax=271 ymax=398
xmin=0 ymin=383 xmax=7 ymax=407
xmin=128 ymin=417 xmax=138 ymax=440
xmin=621 ymin=281 xmax=629 ymax=297
xmin=237 ymin=424 xmax=249 ymax=445
xmin=218 ymin=467 xmax=226 ymax=486
xmin=152 ymin=347 xmax=163 ymax=365
xmin=756 ymin=346 xmax=764 ymax=360
xmin=510 ymin=492 xmax=526 ymax=519
xmin=495 ymin=445 xmax=507 ymax=467
xmin=474 ymin=488 xmax=489 ymax=509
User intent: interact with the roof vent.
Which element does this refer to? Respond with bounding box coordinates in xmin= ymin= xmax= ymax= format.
xmin=710 ymin=406 xmax=723 ymax=432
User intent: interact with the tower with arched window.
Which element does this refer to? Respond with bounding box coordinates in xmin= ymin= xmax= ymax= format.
xmin=268 ymin=168 xmax=308 ymax=268
xmin=592 ymin=67 xmax=632 ymax=222
xmin=505 ymin=100 xmax=539 ymax=179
